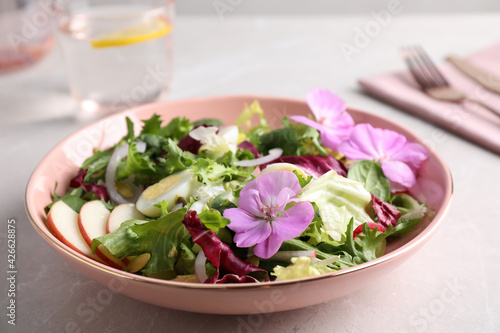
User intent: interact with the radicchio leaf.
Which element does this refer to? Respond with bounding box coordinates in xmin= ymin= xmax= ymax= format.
xmin=70 ymin=168 xmax=87 ymax=188
xmin=371 ymin=194 xmax=401 ymax=227
xmin=69 ymin=168 xmax=110 ymax=202
xmin=182 ymin=210 xmax=269 ymax=284
xmin=177 ymin=124 xmax=212 ymax=154
xmin=177 ymin=134 xmax=202 ymax=154
xmin=86 ymin=184 xmax=110 ymax=202
xmin=237 ymin=141 xmax=260 ymax=158
xmin=262 ymin=154 xmax=348 ymax=178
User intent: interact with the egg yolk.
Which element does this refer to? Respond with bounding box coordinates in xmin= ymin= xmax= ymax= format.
xmin=142 ymin=174 xmax=180 ymax=200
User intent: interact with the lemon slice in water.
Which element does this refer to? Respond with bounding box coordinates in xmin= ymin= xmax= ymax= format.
xmin=91 ymin=18 xmax=172 ymax=48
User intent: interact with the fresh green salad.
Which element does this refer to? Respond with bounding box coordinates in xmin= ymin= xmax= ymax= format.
xmin=46 ymin=88 xmax=430 ymax=284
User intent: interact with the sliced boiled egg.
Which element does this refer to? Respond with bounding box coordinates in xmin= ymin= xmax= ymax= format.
xmin=260 ymin=163 xmax=309 ymax=178
xmin=136 ymin=170 xmax=200 ymax=217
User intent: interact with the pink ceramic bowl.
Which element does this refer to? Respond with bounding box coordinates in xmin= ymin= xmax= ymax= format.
xmin=25 ymin=96 xmax=453 ymax=314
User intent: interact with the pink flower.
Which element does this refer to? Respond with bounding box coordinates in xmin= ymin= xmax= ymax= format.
xmin=223 ymin=171 xmax=314 ymax=259
xmin=290 ymin=88 xmax=354 ymax=150
xmin=338 ymin=123 xmax=428 ymax=188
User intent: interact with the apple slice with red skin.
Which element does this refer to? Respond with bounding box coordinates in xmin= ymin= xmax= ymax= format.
xmin=107 ymin=203 xmax=145 ymax=234
xmin=78 ymin=200 xmax=126 ymax=269
xmin=353 ymin=222 xmax=387 ymax=258
xmin=47 ymin=200 xmax=103 ymax=262
xmin=353 ymin=222 xmax=386 ymax=238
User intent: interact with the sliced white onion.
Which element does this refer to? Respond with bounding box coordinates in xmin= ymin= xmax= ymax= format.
xmin=188 ymin=126 xmax=218 ymax=141
xmin=235 ymin=148 xmax=283 ymax=167
xmin=194 ymin=249 xmax=208 ymax=283
xmin=267 ymin=250 xmax=316 ymax=262
xmin=189 ymin=201 xmax=204 ymax=214
xmin=171 ymin=202 xmax=184 ymax=212
xmin=316 ymin=255 xmax=340 ymax=266
xmin=136 ymin=141 xmax=146 ymax=153
xmin=105 ymin=141 xmax=146 ymax=205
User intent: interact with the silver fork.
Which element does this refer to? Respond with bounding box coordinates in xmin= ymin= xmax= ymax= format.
xmin=400 ymin=45 xmax=500 ymax=119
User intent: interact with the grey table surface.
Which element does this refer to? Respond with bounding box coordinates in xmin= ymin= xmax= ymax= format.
xmin=1 ymin=13 xmax=500 ymax=333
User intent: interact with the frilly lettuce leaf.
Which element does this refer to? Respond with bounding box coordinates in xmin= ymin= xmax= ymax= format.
xmin=319 ymin=217 xmax=422 ymax=268
xmin=235 ymin=101 xmax=270 ymax=145
xmin=272 ymin=256 xmax=338 ymax=281
xmin=139 ymin=114 xmax=193 ymax=140
xmin=91 ymin=208 xmax=190 ymax=279
xmin=299 ymin=170 xmax=373 ymax=241
xmin=158 ymin=117 xmax=193 ymax=140
xmin=191 ymin=157 xmax=251 ymax=186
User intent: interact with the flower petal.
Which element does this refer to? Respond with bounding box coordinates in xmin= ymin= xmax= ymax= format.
xmin=391 ymin=142 xmax=429 ymax=166
xmin=306 ymin=88 xmax=346 ymax=121
xmin=237 ymin=188 xmax=264 ymax=218
xmin=321 ymin=109 xmax=355 ymax=134
xmin=252 ymin=202 xmax=314 ymax=259
xmin=290 ymin=111 xmax=354 ymax=151
xmin=253 ymin=232 xmax=282 ymax=259
xmin=289 ymin=115 xmax=325 ymax=133
xmin=224 ymin=208 xmax=262 ymax=233
xmin=255 ymin=171 xmax=301 ymax=208
xmin=320 ymin=130 xmax=344 ymax=151
xmin=233 ymin=220 xmax=272 ymax=248
xmin=338 ymin=123 xmax=408 ymax=161
xmin=338 ymin=123 xmax=379 ymax=160
xmin=381 ymin=160 xmax=417 ymax=188
xmin=272 ymin=202 xmax=315 ymax=240
xmin=274 ymin=187 xmax=299 ymax=212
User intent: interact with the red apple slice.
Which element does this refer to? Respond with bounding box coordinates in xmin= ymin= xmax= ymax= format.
xmin=78 ymin=200 xmax=126 ymax=269
xmin=47 ymin=200 xmax=102 ymax=262
xmin=107 ymin=203 xmax=145 ymax=234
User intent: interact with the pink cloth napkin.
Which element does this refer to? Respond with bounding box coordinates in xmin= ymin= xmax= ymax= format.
xmin=359 ymin=44 xmax=500 ymax=155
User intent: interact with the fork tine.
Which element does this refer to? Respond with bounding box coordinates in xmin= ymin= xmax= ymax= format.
xmin=414 ymin=45 xmax=449 ymax=87
xmin=401 ymin=46 xmax=435 ymax=90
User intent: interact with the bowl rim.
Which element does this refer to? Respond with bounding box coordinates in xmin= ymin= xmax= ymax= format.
xmin=25 ymin=94 xmax=453 ymax=290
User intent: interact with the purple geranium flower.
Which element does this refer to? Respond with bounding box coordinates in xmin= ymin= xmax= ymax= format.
xmin=290 ymin=88 xmax=354 ymax=151
xmin=338 ymin=123 xmax=429 ymax=188
xmin=223 ymin=171 xmax=314 ymax=259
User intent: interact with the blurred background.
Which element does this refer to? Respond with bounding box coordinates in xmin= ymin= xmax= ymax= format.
xmin=175 ymin=0 xmax=500 ymax=14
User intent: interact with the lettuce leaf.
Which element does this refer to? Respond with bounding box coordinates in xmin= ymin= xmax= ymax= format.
xmin=159 ymin=117 xmax=193 ymax=140
xmin=348 ymin=160 xmax=390 ymax=201
xmin=272 ymin=256 xmax=338 ymax=281
xmin=154 ymin=139 xmax=196 ymax=178
xmin=299 ymin=170 xmax=373 ymax=241
xmin=191 ymin=158 xmax=250 ymax=186
xmin=139 ymin=114 xmax=193 ymax=140
xmin=115 ymin=142 xmax=156 ymax=180
xmin=91 ymin=208 xmax=190 ymax=279
xmin=81 ymin=148 xmax=113 ymax=182
xmin=317 ymin=217 xmax=422 ymax=267
xmin=282 ymin=117 xmax=328 ymax=156
xmin=197 ymin=209 xmax=230 ymax=233
xmin=140 ymin=114 xmax=163 ymax=135
xmin=258 ymin=127 xmax=298 ymax=156
xmin=235 ymin=101 xmax=271 ymax=145
xmin=392 ymin=193 xmax=427 ymax=222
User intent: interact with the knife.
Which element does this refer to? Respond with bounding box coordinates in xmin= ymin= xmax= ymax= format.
xmin=447 ymin=56 xmax=500 ymax=95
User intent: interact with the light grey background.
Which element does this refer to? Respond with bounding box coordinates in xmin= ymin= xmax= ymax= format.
xmin=176 ymin=0 xmax=500 ymax=15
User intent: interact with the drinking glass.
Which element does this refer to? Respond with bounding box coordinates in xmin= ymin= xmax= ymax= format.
xmin=53 ymin=0 xmax=174 ymax=116
xmin=0 ymin=0 xmax=54 ymax=73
